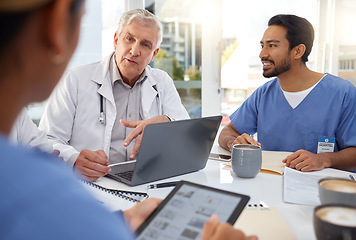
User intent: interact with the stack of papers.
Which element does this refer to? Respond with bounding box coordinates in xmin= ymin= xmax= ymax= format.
xmin=283 ymin=167 xmax=352 ymax=205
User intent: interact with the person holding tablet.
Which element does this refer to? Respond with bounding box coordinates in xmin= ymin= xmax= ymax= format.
xmin=0 ymin=0 xmax=256 ymax=239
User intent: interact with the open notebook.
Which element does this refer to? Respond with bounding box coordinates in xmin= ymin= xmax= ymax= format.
xmin=81 ymin=180 xmax=148 ymax=211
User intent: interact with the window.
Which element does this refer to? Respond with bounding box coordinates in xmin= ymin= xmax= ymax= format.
xmin=27 ymin=0 xmax=356 ymax=125
xmin=220 ymin=0 xmax=318 ymax=119
xmin=146 ymin=0 xmax=203 ymax=118
xmin=220 ymin=0 xmax=356 ymax=119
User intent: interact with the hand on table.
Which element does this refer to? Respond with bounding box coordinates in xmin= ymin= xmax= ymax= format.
xmin=123 ymin=198 xmax=162 ymax=231
xmin=282 ymin=149 xmax=327 ymax=172
xmin=201 ymin=215 xmax=258 ymax=240
xmin=120 ymin=115 xmax=171 ymax=159
xmin=75 ymin=149 xmax=111 ymax=182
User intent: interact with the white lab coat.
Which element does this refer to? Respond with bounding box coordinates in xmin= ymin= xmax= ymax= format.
xmin=10 ymin=108 xmax=54 ymax=153
xmin=39 ymin=53 xmax=189 ymax=166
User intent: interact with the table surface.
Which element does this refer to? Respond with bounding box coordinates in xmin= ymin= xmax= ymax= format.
xmin=96 ymin=156 xmax=317 ymax=240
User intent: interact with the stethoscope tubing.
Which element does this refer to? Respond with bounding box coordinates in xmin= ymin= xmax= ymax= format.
xmin=98 ymin=79 xmax=161 ymax=125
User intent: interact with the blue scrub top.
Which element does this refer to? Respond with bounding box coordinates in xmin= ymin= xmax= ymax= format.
xmin=230 ymin=74 xmax=356 ymax=153
xmin=0 ymin=136 xmax=135 ymax=240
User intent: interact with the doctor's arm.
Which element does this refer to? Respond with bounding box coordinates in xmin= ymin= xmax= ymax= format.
xmin=12 ymin=108 xmax=54 ymax=153
xmin=218 ymin=123 xmax=260 ymax=152
xmin=39 ymin=74 xmax=82 ymax=163
xmin=283 ymin=147 xmax=356 ymax=172
xmin=120 ymin=115 xmax=171 ymax=159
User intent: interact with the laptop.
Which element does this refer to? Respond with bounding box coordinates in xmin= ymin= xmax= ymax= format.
xmin=106 ymin=115 xmax=222 ymax=186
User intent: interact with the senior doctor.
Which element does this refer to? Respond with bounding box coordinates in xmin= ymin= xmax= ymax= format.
xmin=39 ymin=9 xmax=189 ymax=181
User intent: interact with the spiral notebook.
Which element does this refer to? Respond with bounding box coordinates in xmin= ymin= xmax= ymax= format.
xmin=81 ymin=180 xmax=149 ymax=212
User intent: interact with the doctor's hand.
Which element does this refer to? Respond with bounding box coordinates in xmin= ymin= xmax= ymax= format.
xmin=282 ymin=149 xmax=329 ymax=172
xmin=227 ymin=133 xmax=261 ymax=152
xmin=120 ymin=115 xmax=171 ymax=159
xmin=123 ymin=198 xmax=162 ymax=231
xmin=201 ymin=215 xmax=258 ymax=240
xmin=75 ymin=149 xmax=111 ymax=182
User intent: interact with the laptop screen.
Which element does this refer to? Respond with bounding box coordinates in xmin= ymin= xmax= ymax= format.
xmin=107 ymin=116 xmax=222 ymax=186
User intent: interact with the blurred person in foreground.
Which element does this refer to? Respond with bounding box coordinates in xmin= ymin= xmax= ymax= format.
xmin=219 ymin=14 xmax=356 ymax=172
xmin=0 ymin=0 xmax=256 ymax=239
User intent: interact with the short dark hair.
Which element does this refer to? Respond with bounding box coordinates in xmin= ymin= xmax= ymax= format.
xmin=0 ymin=12 xmax=30 ymax=53
xmin=268 ymin=14 xmax=314 ymax=63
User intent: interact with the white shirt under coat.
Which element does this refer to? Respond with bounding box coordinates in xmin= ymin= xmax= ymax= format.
xmin=39 ymin=53 xmax=190 ymax=166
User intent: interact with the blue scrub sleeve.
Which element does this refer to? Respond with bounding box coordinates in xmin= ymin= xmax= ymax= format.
xmin=230 ymin=89 xmax=260 ymax=135
xmin=335 ymin=85 xmax=356 ymax=149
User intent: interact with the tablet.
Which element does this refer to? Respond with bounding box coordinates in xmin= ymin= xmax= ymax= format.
xmin=136 ymin=181 xmax=250 ymax=239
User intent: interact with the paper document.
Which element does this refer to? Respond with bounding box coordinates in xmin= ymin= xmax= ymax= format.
xmin=283 ymin=167 xmax=352 ymax=205
xmin=261 ymin=151 xmax=292 ymax=175
xmin=234 ymin=207 xmax=295 ymax=240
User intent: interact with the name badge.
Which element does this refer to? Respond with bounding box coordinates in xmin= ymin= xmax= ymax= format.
xmin=317 ymin=136 xmax=335 ymax=153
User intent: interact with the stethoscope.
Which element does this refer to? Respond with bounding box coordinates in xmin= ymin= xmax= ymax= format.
xmin=98 ymin=77 xmax=160 ymax=125
xmin=99 ymin=94 xmax=106 ymax=125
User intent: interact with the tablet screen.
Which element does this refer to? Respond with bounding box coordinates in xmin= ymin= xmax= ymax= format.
xmin=136 ymin=181 xmax=249 ymax=239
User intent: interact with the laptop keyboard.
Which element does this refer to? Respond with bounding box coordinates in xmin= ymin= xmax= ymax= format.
xmin=115 ymin=171 xmax=134 ymax=181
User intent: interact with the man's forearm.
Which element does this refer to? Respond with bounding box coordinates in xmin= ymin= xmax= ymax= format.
xmin=222 ymin=138 xmax=236 ymax=152
xmin=218 ymin=124 xmax=240 ymax=152
xmin=321 ymin=147 xmax=356 ymax=171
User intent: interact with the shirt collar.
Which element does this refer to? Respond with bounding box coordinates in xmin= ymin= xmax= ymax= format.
xmin=110 ymin=55 xmax=122 ymax=84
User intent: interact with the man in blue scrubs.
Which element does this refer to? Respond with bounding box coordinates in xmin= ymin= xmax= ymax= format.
xmin=219 ymin=14 xmax=356 ymax=172
xmin=0 ymin=0 xmax=256 ymax=239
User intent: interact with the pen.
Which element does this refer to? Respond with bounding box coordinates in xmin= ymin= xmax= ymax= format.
xmin=147 ymin=181 xmax=179 ymax=189
xmin=349 ymin=174 xmax=355 ymax=181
